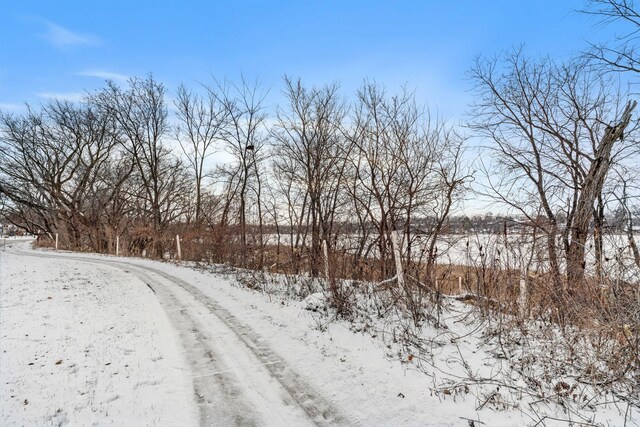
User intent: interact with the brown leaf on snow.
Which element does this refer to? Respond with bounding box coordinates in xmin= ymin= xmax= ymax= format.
xmin=55 ymin=359 xmax=63 ymax=365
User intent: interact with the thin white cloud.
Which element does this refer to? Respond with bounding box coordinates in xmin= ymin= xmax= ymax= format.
xmin=39 ymin=20 xmax=99 ymax=49
xmin=0 ymin=103 xmax=23 ymax=112
xmin=36 ymin=92 xmax=84 ymax=102
xmin=76 ymin=70 xmax=129 ymax=82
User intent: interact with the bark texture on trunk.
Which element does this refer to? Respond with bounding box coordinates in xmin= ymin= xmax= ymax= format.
xmin=567 ymin=100 xmax=637 ymax=285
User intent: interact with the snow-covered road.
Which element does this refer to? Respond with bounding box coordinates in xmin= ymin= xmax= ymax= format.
xmin=1 ymin=241 xmax=344 ymax=426
xmin=1 ymin=240 xmax=523 ymax=426
xmin=0 ymin=241 xmax=198 ymax=426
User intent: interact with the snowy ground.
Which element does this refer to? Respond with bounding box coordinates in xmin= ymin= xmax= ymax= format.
xmin=0 ymin=239 xmax=197 ymax=426
xmin=1 ymin=240 xmax=636 ymax=426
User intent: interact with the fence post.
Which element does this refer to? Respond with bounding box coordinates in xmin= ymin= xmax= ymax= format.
xmin=116 ymin=235 xmax=120 ymax=256
xmin=176 ymin=234 xmax=182 ymax=260
xmin=390 ymin=230 xmax=405 ymax=288
xmin=322 ymin=239 xmax=330 ymax=281
xmin=55 ymin=233 xmax=59 ymax=250
xmin=518 ymin=271 xmax=528 ymax=318
xmin=458 ymin=276 xmax=463 ymax=294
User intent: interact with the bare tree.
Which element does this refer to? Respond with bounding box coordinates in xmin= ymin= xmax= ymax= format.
xmin=347 ymin=84 xmax=464 ymax=274
xmin=174 ymin=83 xmax=228 ymax=224
xmin=346 ymin=82 xmax=468 ymax=322
xmin=347 ymin=83 xmax=419 ymax=279
xmin=470 ymin=49 xmax=638 ymax=291
xmin=271 ymin=77 xmax=349 ymax=278
xmin=0 ymin=107 xmax=62 ymax=238
xmin=211 ymin=77 xmax=268 ymax=266
xmin=567 ymin=99 xmax=636 ymax=282
xmin=94 ymin=76 xmax=189 ymax=256
xmin=583 ymin=0 xmax=640 ymax=73
xmin=0 ymin=99 xmax=132 ymax=251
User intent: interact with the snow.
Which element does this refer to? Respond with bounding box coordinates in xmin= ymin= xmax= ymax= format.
xmin=1 ymin=239 xmax=637 ymax=426
xmin=301 ymin=292 xmax=326 ymax=311
xmin=0 ymin=240 xmax=197 ymax=426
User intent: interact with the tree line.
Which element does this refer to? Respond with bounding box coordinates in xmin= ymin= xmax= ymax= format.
xmin=1 ymin=0 xmax=640 ymax=316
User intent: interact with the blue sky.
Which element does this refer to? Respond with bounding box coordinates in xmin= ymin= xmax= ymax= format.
xmin=0 ymin=0 xmax=621 ymax=120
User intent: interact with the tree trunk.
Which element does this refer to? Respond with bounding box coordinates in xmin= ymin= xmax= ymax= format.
xmin=567 ymin=100 xmax=637 ymax=285
xmin=593 ymin=196 xmax=605 ymax=283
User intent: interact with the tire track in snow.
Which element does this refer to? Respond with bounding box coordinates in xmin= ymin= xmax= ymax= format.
xmin=14 ymin=248 xmax=348 ymax=426
xmin=133 ymin=267 xmax=261 ymax=426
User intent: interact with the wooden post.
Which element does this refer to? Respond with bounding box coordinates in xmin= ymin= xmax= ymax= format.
xmin=176 ymin=234 xmax=182 ymax=260
xmin=116 ymin=236 xmax=120 ymax=256
xmin=55 ymin=233 xmax=59 ymax=250
xmin=390 ymin=230 xmax=405 ymax=288
xmin=518 ymin=272 xmax=528 ymax=318
xmin=458 ymin=276 xmax=463 ymax=294
xmin=322 ymin=239 xmax=330 ymax=281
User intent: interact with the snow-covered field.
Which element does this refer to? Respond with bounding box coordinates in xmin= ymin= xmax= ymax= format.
xmin=263 ymin=231 xmax=640 ymax=278
xmin=1 ymin=239 xmax=637 ymax=426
